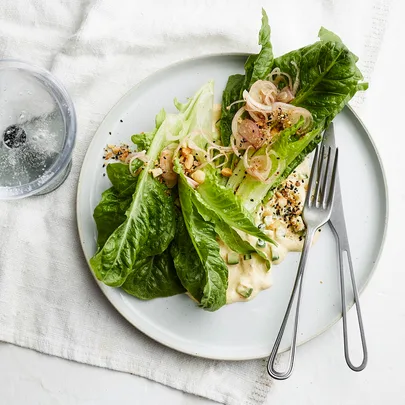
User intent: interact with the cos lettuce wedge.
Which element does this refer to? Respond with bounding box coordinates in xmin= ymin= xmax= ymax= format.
xmin=219 ymin=10 xmax=367 ymax=212
xmin=90 ymin=82 xmax=215 ymax=288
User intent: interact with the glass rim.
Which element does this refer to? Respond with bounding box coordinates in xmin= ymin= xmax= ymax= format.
xmin=0 ymin=59 xmax=77 ymax=199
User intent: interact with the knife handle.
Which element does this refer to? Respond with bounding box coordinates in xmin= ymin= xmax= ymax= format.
xmin=336 ymin=235 xmax=368 ymax=371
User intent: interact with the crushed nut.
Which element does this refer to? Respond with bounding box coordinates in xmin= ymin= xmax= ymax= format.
xmin=221 ymin=168 xmax=233 ymax=177
xmin=184 ymin=154 xmax=194 ymax=170
xmin=270 ymin=127 xmax=279 ymax=137
xmin=191 ymin=170 xmax=205 ymax=184
xmin=119 ymin=151 xmax=129 ymax=162
xmin=150 ymin=168 xmax=163 ymax=178
xmin=104 ymin=143 xmax=132 ymax=161
xmin=278 ymin=197 xmax=287 ymax=208
xmin=181 ymin=147 xmax=193 ymax=157
xmin=291 ymin=217 xmax=305 ymax=232
xmin=261 ymin=164 xmax=309 ymax=239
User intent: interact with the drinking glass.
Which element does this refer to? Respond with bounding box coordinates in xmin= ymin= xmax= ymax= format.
xmin=0 ymin=60 xmax=76 ymax=200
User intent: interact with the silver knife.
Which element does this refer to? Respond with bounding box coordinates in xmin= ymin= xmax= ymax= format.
xmin=322 ymin=123 xmax=368 ymax=371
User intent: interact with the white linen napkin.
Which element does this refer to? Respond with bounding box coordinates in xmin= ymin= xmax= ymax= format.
xmin=0 ymin=0 xmax=392 ymax=404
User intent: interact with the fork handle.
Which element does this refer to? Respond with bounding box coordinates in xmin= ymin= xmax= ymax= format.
xmin=336 ymin=236 xmax=368 ymax=371
xmin=267 ymin=227 xmax=316 ymax=380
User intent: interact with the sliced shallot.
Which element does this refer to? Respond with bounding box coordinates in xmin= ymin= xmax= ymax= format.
xmin=238 ymin=119 xmax=265 ymax=149
xmin=288 ymin=107 xmax=313 ymax=130
xmin=186 ymin=176 xmax=199 ymax=189
xmin=276 ymin=87 xmax=295 ymax=103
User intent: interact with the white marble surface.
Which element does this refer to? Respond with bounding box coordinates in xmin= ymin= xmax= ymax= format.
xmin=1 ymin=0 xmax=404 ymax=403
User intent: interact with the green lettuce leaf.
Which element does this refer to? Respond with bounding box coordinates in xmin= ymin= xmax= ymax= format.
xmin=93 ymin=163 xmax=139 ymax=249
xmin=106 ymin=162 xmax=139 ymax=197
xmin=91 ymin=82 xmax=215 ymax=287
xmin=94 ymin=158 xmax=184 ymax=299
xmin=193 ymin=194 xmax=271 ymax=269
xmin=197 ymin=165 xmax=273 ymax=242
xmin=93 ymin=187 xmax=131 ymax=250
xmin=243 ymin=9 xmax=273 ymax=89
xmin=122 ymin=250 xmax=185 ymax=299
xmin=90 ymin=175 xmax=175 ymax=287
xmin=171 ymin=160 xmax=271 ymax=311
xmin=318 ymin=26 xmax=343 ymax=43
xmin=225 ymin=22 xmax=367 ymax=211
xmin=131 ymin=132 xmax=154 ymax=151
xmin=219 ymin=74 xmax=244 ymax=146
xmin=176 ymin=164 xmax=271 ymax=268
xmin=219 ymin=9 xmax=273 ymax=146
xmin=275 ymin=27 xmax=368 ymax=129
xmin=171 ymin=185 xmax=228 ymax=311
xmin=264 ymin=131 xmax=322 ymax=204
xmin=228 ymin=120 xmax=308 ymax=211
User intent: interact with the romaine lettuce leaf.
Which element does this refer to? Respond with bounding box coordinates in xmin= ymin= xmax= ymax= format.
xmin=219 ymin=9 xmax=273 ymax=146
xmin=232 ymin=119 xmax=314 ymax=211
xmin=90 ymin=82 xmax=215 ymax=287
xmin=171 ymin=178 xmax=228 ymax=311
xmin=263 ymin=131 xmax=322 ymax=204
xmin=276 ymin=27 xmax=368 ymax=129
xmin=171 ymin=161 xmax=271 ymax=310
xmin=243 ymin=9 xmax=273 ymax=89
xmin=219 ymin=74 xmax=245 ymax=146
xmin=91 ymin=173 xmax=176 ymax=287
xmin=93 ymin=187 xmax=131 ymax=250
xmin=122 ymin=250 xmax=185 ymax=299
xmin=194 ymin=197 xmax=271 ymax=270
xmin=177 ymin=163 xmax=271 ymax=268
xmin=106 ymin=162 xmax=140 ymax=197
xmin=93 ymin=163 xmax=139 ymax=249
xmin=94 ymin=162 xmax=184 ymax=298
xmin=224 ymin=21 xmax=367 ymax=211
xmin=197 ymin=165 xmax=273 ymax=242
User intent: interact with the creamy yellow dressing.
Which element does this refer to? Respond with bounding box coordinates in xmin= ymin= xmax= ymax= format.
xmin=262 ymin=159 xmax=310 ymax=263
xmin=221 ymin=239 xmax=273 ymax=303
xmin=224 ymin=159 xmax=313 ymax=304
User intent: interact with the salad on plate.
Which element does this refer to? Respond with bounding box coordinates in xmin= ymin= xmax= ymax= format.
xmin=89 ymin=10 xmax=367 ymax=311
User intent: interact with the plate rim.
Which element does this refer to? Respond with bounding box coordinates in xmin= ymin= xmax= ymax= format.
xmin=76 ymin=52 xmax=389 ymax=361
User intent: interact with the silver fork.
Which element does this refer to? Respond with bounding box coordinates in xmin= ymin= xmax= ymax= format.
xmin=267 ymin=145 xmax=339 ymax=380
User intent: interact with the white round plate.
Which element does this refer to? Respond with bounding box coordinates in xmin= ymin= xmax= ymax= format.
xmin=77 ymin=54 xmax=387 ymax=360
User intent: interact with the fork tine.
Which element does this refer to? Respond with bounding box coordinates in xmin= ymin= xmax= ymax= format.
xmin=321 ymin=147 xmax=332 ymax=207
xmin=327 ymin=148 xmax=339 ymax=207
xmin=314 ymin=146 xmax=326 ymax=208
xmin=305 ymin=146 xmax=320 ymax=208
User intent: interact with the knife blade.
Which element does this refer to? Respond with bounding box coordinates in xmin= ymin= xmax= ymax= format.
xmin=321 ymin=122 xmax=368 ymax=372
xmin=322 ymin=124 xmax=350 ymax=248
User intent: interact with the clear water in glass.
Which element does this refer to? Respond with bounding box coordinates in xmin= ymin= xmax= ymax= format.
xmin=0 ymin=60 xmax=76 ymax=200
